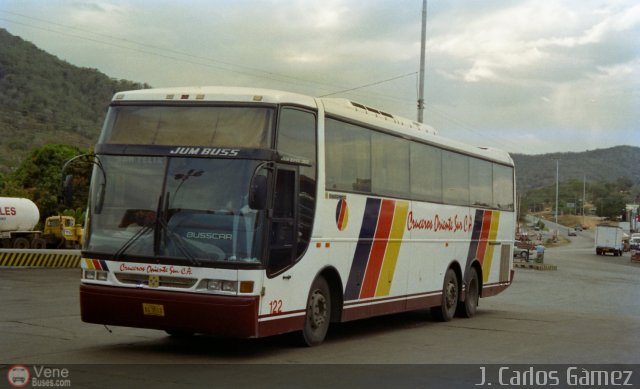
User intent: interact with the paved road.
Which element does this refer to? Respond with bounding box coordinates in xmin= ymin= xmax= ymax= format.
xmin=1 ymin=234 xmax=639 ymax=387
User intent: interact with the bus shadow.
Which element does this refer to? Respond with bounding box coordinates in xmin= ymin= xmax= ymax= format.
xmin=326 ymin=310 xmax=435 ymax=343
xmin=96 ymin=309 xmax=495 ymax=361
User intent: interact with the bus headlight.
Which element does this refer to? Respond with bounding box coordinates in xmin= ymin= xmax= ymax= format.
xmin=83 ymin=269 xmax=108 ymax=281
xmin=200 ymin=280 xmax=254 ymax=294
xmin=206 ymin=279 xmax=237 ymax=292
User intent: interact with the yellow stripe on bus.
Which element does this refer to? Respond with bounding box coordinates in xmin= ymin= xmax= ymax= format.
xmin=375 ymin=201 xmax=409 ymax=297
xmin=482 ymin=211 xmax=501 ymax=283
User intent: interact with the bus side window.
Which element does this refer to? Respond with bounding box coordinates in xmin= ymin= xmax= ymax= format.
xmin=276 ymin=108 xmax=317 ymax=259
xmin=268 ymin=168 xmax=297 ymax=275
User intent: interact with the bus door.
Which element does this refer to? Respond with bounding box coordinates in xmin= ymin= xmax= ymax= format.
xmin=267 ymin=165 xmax=298 ymax=277
xmin=258 ymin=165 xmax=301 ymax=320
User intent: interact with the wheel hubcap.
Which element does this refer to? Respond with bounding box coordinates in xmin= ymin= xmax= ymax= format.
xmin=445 ymin=281 xmax=457 ymax=309
xmin=309 ymin=291 xmax=327 ymax=329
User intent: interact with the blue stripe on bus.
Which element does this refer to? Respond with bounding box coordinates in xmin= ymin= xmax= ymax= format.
xmin=344 ymin=198 xmax=381 ymax=301
xmin=464 ymin=209 xmax=484 ymax=275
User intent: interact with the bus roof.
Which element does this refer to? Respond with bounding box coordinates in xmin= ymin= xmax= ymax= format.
xmin=112 ymin=86 xmax=318 ymax=107
xmin=112 ymin=86 xmax=513 ymax=166
xmin=320 ymin=97 xmax=513 ymax=166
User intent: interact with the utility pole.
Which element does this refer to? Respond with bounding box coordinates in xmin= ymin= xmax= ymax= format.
xmin=582 ymin=173 xmax=586 ymax=226
xmin=555 ymin=159 xmax=559 ymax=225
xmin=417 ymin=0 xmax=427 ymax=123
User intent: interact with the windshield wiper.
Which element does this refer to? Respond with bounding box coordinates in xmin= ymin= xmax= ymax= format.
xmin=156 ymin=191 xmax=201 ymax=266
xmin=112 ymin=224 xmax=153 ymax=262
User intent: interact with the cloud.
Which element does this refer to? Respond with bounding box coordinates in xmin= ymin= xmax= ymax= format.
xmin=0 ymin=0 xmax=638 ymax=153
xmin=427 ymin=0 xmax=640 ymax=86
xmin=68 ymin=1 xmax=126 ymax=26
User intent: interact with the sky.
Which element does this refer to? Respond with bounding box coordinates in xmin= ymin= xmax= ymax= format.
xmin=0 ymin=0 xmax=639 ymax=155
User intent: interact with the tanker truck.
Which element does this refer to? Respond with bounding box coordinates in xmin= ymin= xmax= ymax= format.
xmin=0 ymin=197 xmax=46 ymax=249
xmin=0 ymin=197 xmax=83 ymax=249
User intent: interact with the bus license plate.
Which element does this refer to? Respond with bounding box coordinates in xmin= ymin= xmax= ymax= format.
xmin=142 ymin=303 xmax=165 ymax=317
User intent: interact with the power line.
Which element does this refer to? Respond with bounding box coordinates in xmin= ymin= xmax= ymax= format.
xmin=319 ymin=72 xmax=417 ymax=97
xmin=0 ymin=10 xmax=524 ymax=152
xmin=424 ymin=104 xmax=522 ymax=151
xmin=0 ymin=13 xmax=424 ymax=111
xmin=0 ymin=16 xmax=327 ymax=89
xmin=1 ymin=10 xmax=417 ymax=99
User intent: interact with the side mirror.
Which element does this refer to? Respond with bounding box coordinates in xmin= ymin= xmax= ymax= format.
xmin=249 ymin=174 xmax=268 ymax=210
xmin=63 ymin=174 xmax=74 ymax=207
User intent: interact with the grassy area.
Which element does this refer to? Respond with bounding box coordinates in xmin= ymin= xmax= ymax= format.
xmin=530 ymin=212 xmax=603 ymax=229
xmin=525 ymin=212 xmax=595 ymax=248
xmin=545 ymin=235 xmax=570 ymax=248
xmin=557 ymin=214 xmax=603 ymax=229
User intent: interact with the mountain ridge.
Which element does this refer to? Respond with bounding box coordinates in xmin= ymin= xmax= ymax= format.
xmin=1 ymin=28 xmax=638 ymax=195
xmin=0 ymin=28 xmax=148 ymax=172
xmin=511 ymin=145 xmax=640 ymax=192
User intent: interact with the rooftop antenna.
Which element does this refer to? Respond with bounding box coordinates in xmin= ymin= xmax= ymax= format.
xmin=417 ymin=0 xmax=427 ymax=123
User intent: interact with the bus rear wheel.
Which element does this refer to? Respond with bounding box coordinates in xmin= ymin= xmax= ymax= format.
xmin=457 ymin=267 xmax=479 ymax=318
xmin=432 ymin=268 xmax=459 ymax=322
xmin=301 ymin=276 xmax=331 ymax=347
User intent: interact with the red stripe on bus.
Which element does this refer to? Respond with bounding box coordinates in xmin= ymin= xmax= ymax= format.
xmin=337 ymin=199 xmax=348 ymax=230
xmin=476 ymin=210 xmax=493 ymax=264
xmin=359 ymin=199 xmax=396 ymax=299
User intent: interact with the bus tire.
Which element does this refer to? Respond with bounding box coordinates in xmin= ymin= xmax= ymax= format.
xmin=301 ymin=276 xmax=331 ymax=347
xmin=432 ymin=268 xmax=459 ymax=322
xmin=12 ymin=237 xmax=30 ymax=249
xmin=457 ymin=267 xmax=479 ymax=318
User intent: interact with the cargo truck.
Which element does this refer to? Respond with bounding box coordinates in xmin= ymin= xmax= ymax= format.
xmin=595 ymin=224 xmax=624 ymax=256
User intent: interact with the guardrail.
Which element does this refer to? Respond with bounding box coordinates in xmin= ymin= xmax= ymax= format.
xmin=0 ymin=249 xmax=81 ymax=268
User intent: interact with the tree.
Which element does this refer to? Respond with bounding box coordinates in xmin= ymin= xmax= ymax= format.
xmin=62 ymin=207 xmax=86 ymax=225
xmin=616 ymin=177 xmax=634 ymax=192
xmin=596 ymin=192 xmax=626 ymax=219
xmin=6 ymin=144 xmax=91 ymax=219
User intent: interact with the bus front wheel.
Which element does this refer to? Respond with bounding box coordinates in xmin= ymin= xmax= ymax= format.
xmin=301 ymin=276 xmax=331 ymax=347
xmin=432 ymin=268 xmax=459 ymax=322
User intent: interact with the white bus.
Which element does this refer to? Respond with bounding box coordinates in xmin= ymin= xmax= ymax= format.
xmin=79 ymin=87 xmax=515 ymax=346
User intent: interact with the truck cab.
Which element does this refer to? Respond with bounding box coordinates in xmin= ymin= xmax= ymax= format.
xmin=44 ymin=215 xmax=83 ymax=248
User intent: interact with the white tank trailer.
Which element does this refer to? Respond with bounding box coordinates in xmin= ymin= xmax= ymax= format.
xmin=0 ymin=197 xmax=46 ymax=249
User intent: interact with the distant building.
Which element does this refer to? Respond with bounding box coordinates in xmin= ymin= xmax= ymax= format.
xmin=625 ymin=204 xmax=639 ymax=232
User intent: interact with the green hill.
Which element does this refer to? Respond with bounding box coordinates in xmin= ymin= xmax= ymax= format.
xmin=512 ymin=146 xmax=640 ymax=192
xmin=1 ymin=28 xmax=638 ymax=199
xmin=0 ymin=28 xmax=148 ymax=172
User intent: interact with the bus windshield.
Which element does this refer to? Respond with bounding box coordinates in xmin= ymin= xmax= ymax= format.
xmin=100 ymin=105 xmax=274 ymax=148
xmin=86 ymin=155 xmax=264 ymax=265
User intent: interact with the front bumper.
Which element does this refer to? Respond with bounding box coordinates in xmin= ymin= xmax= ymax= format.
xmin=80 ymin=284 xmax=260 ymax=337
